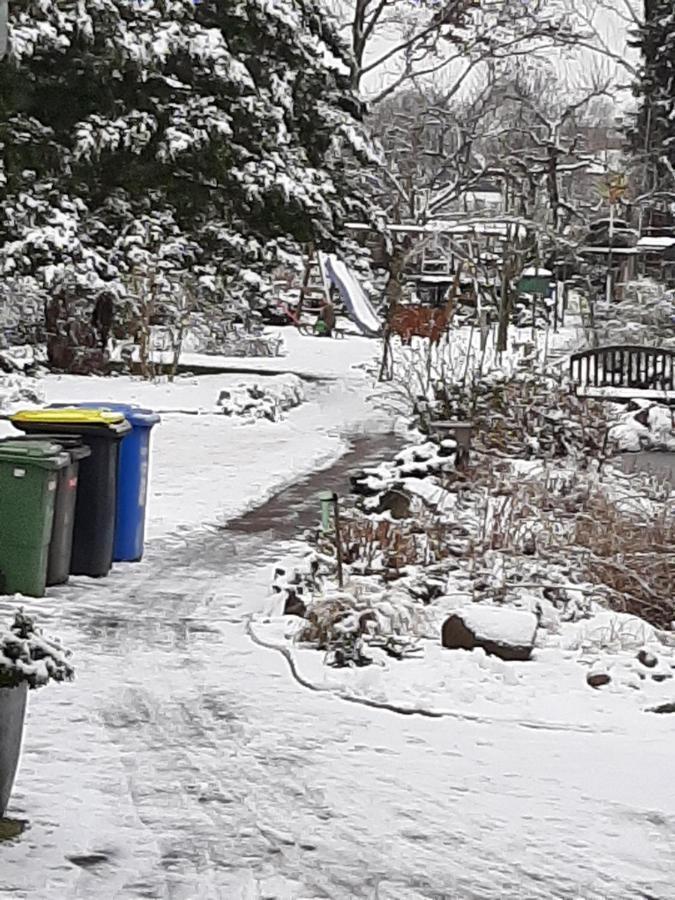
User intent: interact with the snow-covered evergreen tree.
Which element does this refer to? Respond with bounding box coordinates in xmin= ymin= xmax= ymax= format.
xmin=0 ymin=0 xmax=378 ymax=371
xmin=631 ymin=0 xmax=675 ymax=225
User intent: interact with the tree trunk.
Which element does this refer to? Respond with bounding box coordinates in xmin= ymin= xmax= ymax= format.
xmin=496 ymin=274 xmax=511 ymax=353
xmin=45 ymin=290 xmax=109 ymax=374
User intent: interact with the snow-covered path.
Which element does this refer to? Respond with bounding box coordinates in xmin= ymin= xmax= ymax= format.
xmin=2 ymin=436 xmax=673 ymax=899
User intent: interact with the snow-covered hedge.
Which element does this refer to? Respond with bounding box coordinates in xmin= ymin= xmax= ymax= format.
xmin=0 ymin=373 xmax=43 ymax=411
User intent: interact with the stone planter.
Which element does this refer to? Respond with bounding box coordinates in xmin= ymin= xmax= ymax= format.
xmin=0 ymin=683 xmax=28 ymax=817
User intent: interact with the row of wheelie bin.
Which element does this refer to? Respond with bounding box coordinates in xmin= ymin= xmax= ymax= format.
xmin=0 ymin=403 xmax=160 ymax=598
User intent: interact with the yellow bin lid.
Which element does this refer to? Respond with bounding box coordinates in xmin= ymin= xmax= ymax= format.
xmin=11 ymin=408 xmax=127 ymax=426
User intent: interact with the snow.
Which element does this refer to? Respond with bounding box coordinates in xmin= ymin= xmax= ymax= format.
xmin=176 ymin=326 xmax=376 ymax=379
xmin=578 ymin=385 xmax=675 ymax=400
xmin=581 ymin=246 xmax=639 ymax=255
xmin=344 ymin=219 xmax=529 ymax=238
xmin=1 ymin=329 xmax=675 ymax=897
xmin=251 ymin=603 xmax=675 ymax=730
xmin=636 ymin=235 xmax=675 ymax=250
xmin=455 ymin=605 xmax=538 ymax=646
xmin=520 ymin=266 xmax=552 ymax=277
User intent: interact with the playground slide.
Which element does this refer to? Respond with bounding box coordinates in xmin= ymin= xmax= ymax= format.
xmin=323 ymin=254 xmax=382 ymax=338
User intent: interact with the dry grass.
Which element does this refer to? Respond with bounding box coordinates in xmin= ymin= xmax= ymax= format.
xmin=571 ymin=491 xmax=675 ymax=629
xmin=462 ymin=465 xmax=675 ymax=630
xmin=333 ymin=510 xmax=468 ymax=577
xmin=338 ymin=517 xmax=420 ymax=573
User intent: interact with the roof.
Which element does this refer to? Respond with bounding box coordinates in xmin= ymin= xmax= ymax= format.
xmin=580 ymin=246 xmax=639 ymax=256
xmin=345 ymin=220 xmax=528 ymax=238
xmin=636 ymin=236 xmax=675 ymax=251
xmin=521 ymin=267 xmax=553 ymax=277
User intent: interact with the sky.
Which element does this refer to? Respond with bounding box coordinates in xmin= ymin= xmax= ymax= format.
xmin=351 ymin=0 xmax=638 ymax=109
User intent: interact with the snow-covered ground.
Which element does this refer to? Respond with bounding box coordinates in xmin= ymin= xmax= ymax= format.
xmin=1 ymin=323 xmax=674 ymax=898
xmin=3 ymin=537 xmax=674 ymax=899
xmin=159 ymin=324 xmax=376 ymax=379
xmin=252 ymin=606 xmax=675 ymax=730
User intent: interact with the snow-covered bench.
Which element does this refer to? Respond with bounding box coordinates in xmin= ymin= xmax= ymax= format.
xmin=570 ymin=344 xmax=675 ymax=402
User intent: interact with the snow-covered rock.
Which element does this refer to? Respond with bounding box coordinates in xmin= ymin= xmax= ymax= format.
xmin=609 ymin=402 xmax=675 ymax=452
xmin=441 ymin=605 xmax=539 ymax=661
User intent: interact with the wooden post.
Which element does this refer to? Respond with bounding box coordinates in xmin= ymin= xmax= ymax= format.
xmin=378 ymin=327 xmax=393 ymax=382
xmin=332 ymin=492 xmax=344 ymax=589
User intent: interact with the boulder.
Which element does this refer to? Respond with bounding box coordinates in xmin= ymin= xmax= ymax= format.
xmin=647 ymin=702 xmax=675 ymax=714
xmin=587 ymin=672 xmax=611 ymax=689
xmin=441 ymin=606 xmax=538 ymax=662
xmin=283 ymin=590 xmax=307 ymax=619
xmin=637 ymin=649 xmax=658 ymax=669
xmin=376 ymin=487 xmax=412 ymax=519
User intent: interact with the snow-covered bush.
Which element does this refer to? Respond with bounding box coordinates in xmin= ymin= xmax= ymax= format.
xmin=217 ymin=376 xmax=304 ymax=422
xmin=608 ymin=401 xmax=675 ymax=452
xmin=297 ymin=587 xmax=426 ymax=667
xmin=0 ymin=373 xmax=43 ymax=410
xmin=593 ymin=279 xmax=675 ymax=349
xmin=0 ymin=610 xmax=74 ymax=690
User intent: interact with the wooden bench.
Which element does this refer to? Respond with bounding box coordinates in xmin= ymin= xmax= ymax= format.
xmin=570 ymin=345 xmax=675 ymax=401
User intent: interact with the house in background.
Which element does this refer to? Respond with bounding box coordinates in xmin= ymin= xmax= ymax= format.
xmin=635 ymin=235 xmax=675 ymax=285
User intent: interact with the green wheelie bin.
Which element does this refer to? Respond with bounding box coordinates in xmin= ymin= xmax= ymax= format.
xmin=10 ymin=410 xmax=131 ymax=578
xmin=0 ymin=435 xmax=91 ymax=586
xmin=0 ymin=441 xmax=70 ymax=597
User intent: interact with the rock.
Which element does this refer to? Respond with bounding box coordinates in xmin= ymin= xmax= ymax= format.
xmin=438 ymin=439 xmax=457 ymax=458
xmin=652 ymin=673 xmax=672 ymax=683
xmin=407 ymin=577 xmax=445 ymax=605
xmin=633 ymin=407 xmax=651 ymax=428
xmin=376 ymin=488 xmax=412 ymax=519
xmin=283 ymin=592 xmax=307 ymax=618
xmin=441 ymin=606 xmax=538 ymax=662
xmin=637 ymin=649 xmax=658 ymax=668
xmin=587 ymin=672 xmax=611 ymax=689
xmin=350 ymin=470 xmax=373 ymax=496
xmin=647 ymin=701 xmax=675 ymax=714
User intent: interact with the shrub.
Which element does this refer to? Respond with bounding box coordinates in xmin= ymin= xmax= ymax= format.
xmin=297 ymin=587 xmax=427 ymax=666
xmin=0 ymin=610 xmax=74 ymax=690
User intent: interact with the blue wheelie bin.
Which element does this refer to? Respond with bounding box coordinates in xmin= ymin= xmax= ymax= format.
xmin=49 ymin=402 xmax=160 ymax=562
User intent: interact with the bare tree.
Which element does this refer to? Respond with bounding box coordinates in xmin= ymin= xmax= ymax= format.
xmin=335 ymin=0 xmax=595 ymax=105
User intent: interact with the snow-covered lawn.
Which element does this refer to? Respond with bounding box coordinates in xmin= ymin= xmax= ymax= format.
xmin=168 ymin=323 xmax=376 ymax=379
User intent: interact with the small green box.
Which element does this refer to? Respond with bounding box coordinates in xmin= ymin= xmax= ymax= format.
xmin=517 ymin=270 xmax=553 ymax=297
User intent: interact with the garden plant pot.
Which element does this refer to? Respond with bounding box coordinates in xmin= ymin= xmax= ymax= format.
xmin=0 ymin=683 xmax=28 ymax=818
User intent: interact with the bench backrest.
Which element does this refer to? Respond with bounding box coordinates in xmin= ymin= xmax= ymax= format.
xmin=569 ymin=345 xmax=675 ymax=389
